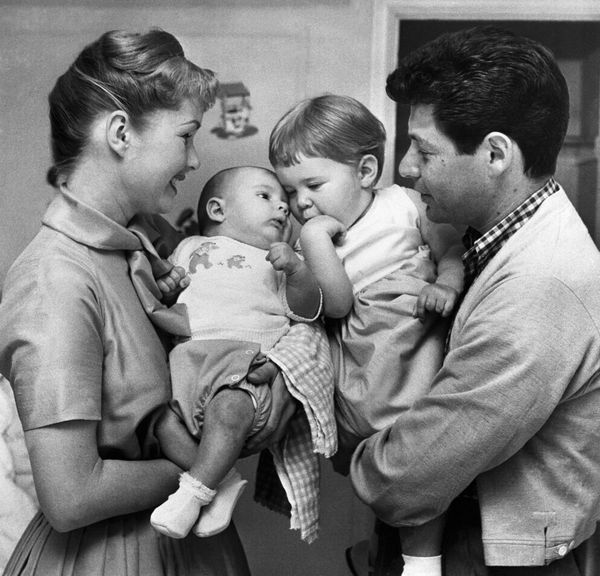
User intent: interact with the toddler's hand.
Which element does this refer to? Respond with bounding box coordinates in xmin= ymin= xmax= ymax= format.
xmin=267 ymin=242 xmax=302 ymax=276
xmin=301 ymin=215 xmax=347 ymax=245
xmin=414 ymin=283 xmax=460 ymax=320
xmin=156 ymin=265 xmax=190 ymax=301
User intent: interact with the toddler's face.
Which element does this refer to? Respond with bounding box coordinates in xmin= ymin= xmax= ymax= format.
xmin=224 ymin=169 xmax=291 ymax=250
xmin=275 ymin=155 xmax=369 ymax=228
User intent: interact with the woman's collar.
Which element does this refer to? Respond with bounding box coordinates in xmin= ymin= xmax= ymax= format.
xmin=42 ymin=188 xmax=141 ymax=251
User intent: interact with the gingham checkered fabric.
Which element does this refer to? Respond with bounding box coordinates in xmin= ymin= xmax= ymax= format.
xmin=255 ymin=321 xmax=337 ymax=543
xmin=126 ymin=224 xmax=337 ymax=543
xmin=462 ymin=178 xmax=559 ymax=286
xmin=445 ymin=179 xmax=559 ymax=355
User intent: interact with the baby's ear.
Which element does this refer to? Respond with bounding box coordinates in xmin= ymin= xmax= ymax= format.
xmin=205 ymin=197 xmax=226 ymax=223
xmin=358 ymin=154 xmax=379 ymax=188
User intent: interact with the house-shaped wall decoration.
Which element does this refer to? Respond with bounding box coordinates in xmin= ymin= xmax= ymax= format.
xmin=212 ymin=82 xmax=258 ymax=139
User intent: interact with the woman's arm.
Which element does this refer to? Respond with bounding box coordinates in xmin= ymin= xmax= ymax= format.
xmin=25 ymin=420 xmax=181 ymax=533
xmin=299 ymin=216 xmax=354 ymax=318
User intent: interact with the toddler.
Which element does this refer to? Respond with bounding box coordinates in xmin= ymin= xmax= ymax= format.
xmin=150 ymin=166 xmax=324 ymax=540
xmin=269 ymin=95 xmax=465 ymax=576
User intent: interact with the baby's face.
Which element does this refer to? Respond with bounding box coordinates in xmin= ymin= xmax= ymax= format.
xmin=275 ymin=155 xmax=367 ymax=228
xmin=224 ymin=169 xmax=291 ymax=250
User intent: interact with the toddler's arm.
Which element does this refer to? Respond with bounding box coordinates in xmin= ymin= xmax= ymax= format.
xmin=405 ymin=188 xmax=465 ymax=319
xmin=267 ymin=242 xmax=321 ymax=320
xmin=298 ymin=216 xmax=354 ymax=318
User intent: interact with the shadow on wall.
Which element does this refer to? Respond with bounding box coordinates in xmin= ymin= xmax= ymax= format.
xmin=235 ymin=454 xmax=373 ymax=576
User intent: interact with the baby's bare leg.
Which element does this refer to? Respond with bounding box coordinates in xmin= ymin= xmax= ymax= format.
xmin=189 ymin=388 xmax=255 ymax=488
xmin=150 ymin=389 xmax=255 ymax=539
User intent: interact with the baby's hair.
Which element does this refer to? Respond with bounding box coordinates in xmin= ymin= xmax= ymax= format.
xmin=47 ymin=28 xmax=218 ymax=187
xmin=197 ymin=166 xmax=277 ymax=233
xmin=269 ymin=94 xmax=386 ymax=181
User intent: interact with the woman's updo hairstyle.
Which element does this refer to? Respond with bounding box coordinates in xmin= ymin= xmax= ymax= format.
xmin=47 ymin=29 xmax=218 ymax=187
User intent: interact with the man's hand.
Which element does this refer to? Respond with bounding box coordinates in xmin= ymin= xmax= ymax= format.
xmin=156 ymin=265 xmax=190 ymax=302
xmin=267 ymin=242 xmax=303 ymax=276
xmin=244 ymin=359 xmax=298 ymax=454
xmin=414 ymin=282 xmax=460 ymax=320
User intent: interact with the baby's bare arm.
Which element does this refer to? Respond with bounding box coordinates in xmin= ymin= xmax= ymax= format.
xmin=267 ymin=242 xmax=322 ymax=320
xmin=299 ymin=216 xmax=353 ymax=318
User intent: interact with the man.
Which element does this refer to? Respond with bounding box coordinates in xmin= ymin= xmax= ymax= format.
xmin=350 ymin=26 xmax=600 ymax=575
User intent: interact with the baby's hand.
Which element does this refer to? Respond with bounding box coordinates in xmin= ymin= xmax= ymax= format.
xmin=267 ymin=242 xmax=302 ymax=276
xmin=156 ymin=265 xmax=190 ymax=301
xmin=301 ymin=215 xmax=347 ymax=245
xmin=414 ymin=283 xmax=460 ymax=320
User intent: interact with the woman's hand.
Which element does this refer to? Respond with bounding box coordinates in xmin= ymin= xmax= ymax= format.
xmin=243 ymin=361 xmax=298 ymax=454
xmin=155 ymin=406 xmax=199 ymax=470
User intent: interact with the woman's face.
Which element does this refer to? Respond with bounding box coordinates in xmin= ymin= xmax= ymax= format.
xmin=123 ymin=99 xmax=204 ymax=216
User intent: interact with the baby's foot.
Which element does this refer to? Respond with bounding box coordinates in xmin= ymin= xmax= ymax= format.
xmin=193 ymin=468 xmax=248 ymax=537
xmin=151 ymin=472 xmax=216 ymax=539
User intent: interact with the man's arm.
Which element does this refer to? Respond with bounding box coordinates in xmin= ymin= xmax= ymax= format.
xmin=350 ymin=276 xmax=589 ymax=525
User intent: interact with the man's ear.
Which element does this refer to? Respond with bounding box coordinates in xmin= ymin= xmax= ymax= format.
xmin=357 ymin=154 xmax=379 ymax=188
xmin=483 ymin=132 xmax=514 ymax=176
xmin=205 ymin=197 xmax=226 ymax=223
xmin=106 ymin=111 xmax=131 ymax=157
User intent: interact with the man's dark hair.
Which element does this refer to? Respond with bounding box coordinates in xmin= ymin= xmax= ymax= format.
xmin=386 ymin=26 xmax=569 ymax=178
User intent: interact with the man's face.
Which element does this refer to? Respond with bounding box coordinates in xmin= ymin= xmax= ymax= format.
xmin=398 ymin=104 xmax=488 ymax=229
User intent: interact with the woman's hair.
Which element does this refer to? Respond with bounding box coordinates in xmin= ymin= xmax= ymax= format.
xmin=47 ymin=29 xmax=218 ymax=187
xmin=269 ymin=94 xmax=386 ymax=181
xmin=386 ymin=26 xmax=569 ymax=179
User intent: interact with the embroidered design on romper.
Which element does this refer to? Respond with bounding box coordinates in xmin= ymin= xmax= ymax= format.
xmin=189 ymin=241 xmax=218 ymax=272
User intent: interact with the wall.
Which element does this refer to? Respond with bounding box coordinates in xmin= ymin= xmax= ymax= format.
xmin=0 ymin=0 xmax=375 ymax=286
xmin=0 ymin=2 xmax=374 ymax=575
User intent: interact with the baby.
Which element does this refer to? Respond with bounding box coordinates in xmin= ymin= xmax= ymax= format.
xmin=150 ymin=166 xmax=323 ymax=539
xmin=270 ymin=94 xmax=465 ymax=576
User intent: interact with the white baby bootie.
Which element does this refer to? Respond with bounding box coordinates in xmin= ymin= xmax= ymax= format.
xmin=150 ymin=472 xmax=216 ymax=539
xmin=193 ymin=468 xmax=248 ymax=537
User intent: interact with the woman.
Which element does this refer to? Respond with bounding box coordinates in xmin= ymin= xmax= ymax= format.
xmin=0 ymin=29 xmax=250 ymax=576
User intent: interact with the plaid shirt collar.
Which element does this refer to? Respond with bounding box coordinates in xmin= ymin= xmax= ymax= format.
xmin=462 ymin=178 xmax=560 ymax=286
